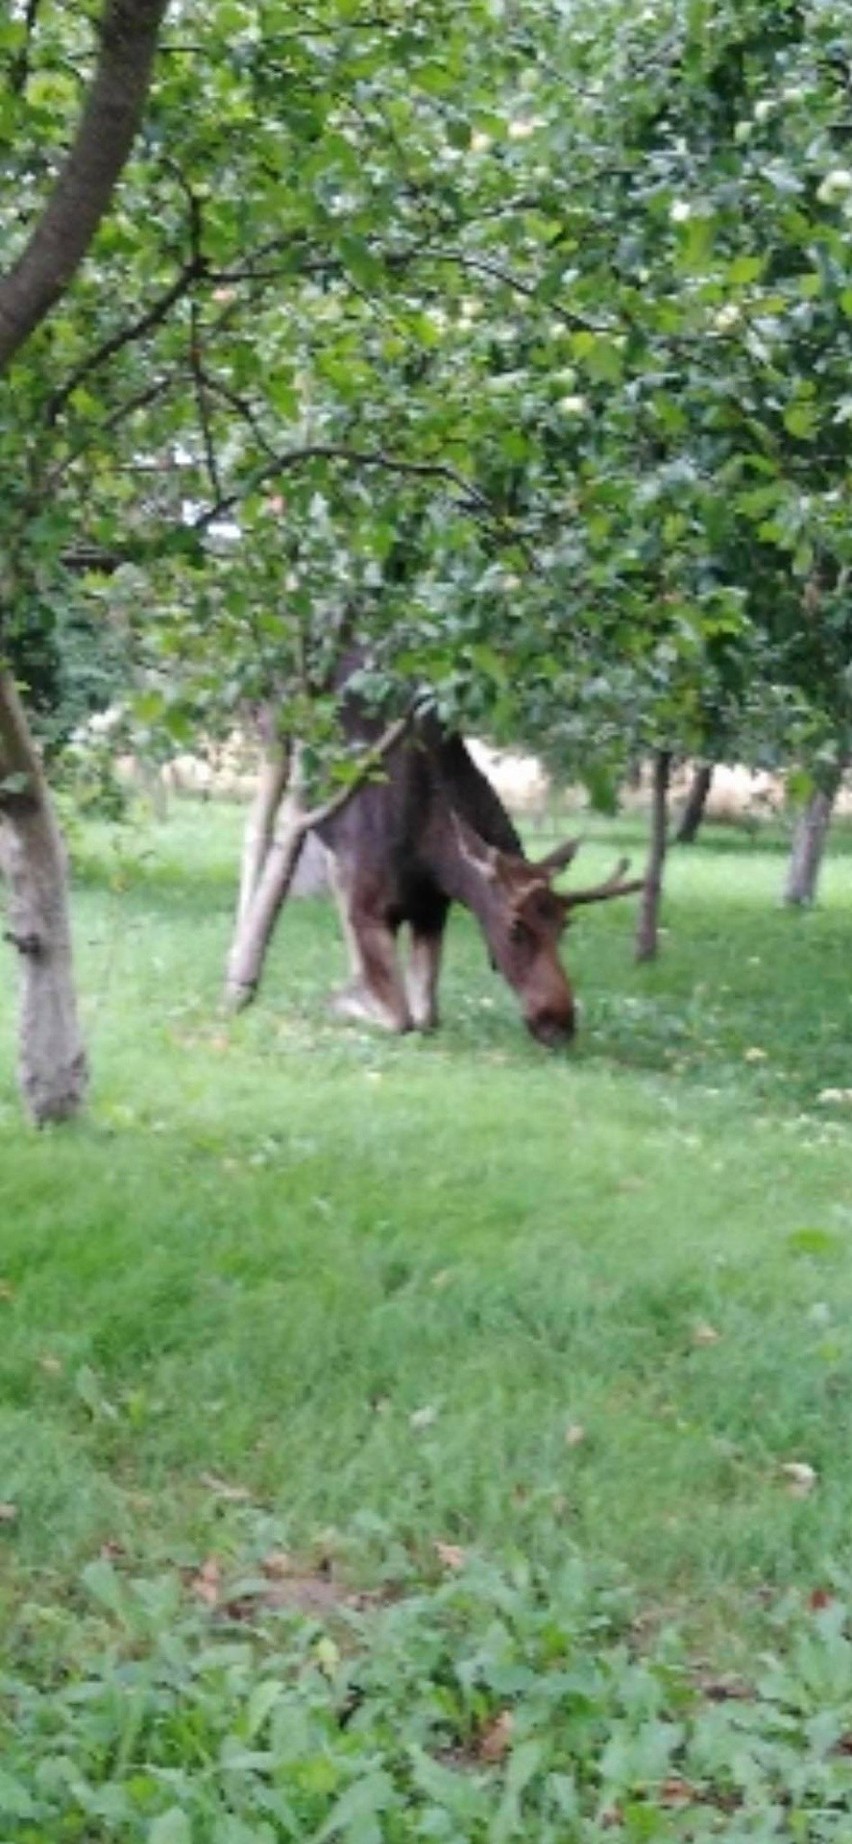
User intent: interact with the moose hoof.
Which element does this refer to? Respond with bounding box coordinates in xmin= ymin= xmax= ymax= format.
xmin=328 ymin=984 xmax=412 ymax=1033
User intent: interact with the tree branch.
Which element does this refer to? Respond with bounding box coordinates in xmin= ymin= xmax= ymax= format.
xmin=431 ymin=249 xmax=610 ymax=333
xmin=190 ymin=302 xmax=222 ymax=501
xmin=45 ymin=255 xmax=202 ymax=424
xmin=0 ymin=0 xmax=170 ymax=371
xmin=192 ymin=443 xmax=494 ymax=535
xmin=9 ymin=0 xmax=43 ymax=94
xmin=305 ymin=707 xmax=419 ymax=833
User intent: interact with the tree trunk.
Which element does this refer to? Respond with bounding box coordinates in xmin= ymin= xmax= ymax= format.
xmin=0 ymin=0 xmax=170 ymax=369
xmin=635 ymin=749 xmax=671 ymax=963
xmin=224 ymin=803 xmax=309 ymax=1011
xmin=224 ymin=705 xmax=414 ymax=1014
xmin=236 ymin=740 xmax=291 ymax=930
xmin=675 ymin=761 xmax=714 ymax=845
xmin=0 ymin=671 xmax=88 ymax=1123
xmin=783 ymin=766 xmax=844 ymax=906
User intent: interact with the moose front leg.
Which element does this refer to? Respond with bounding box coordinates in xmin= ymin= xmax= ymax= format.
xmin=406 ymin=926 xmax=445 ymax=1031
xmin=329 ymin=865 xmax=412 ymax=1032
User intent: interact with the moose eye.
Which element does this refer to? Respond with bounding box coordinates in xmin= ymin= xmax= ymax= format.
xmin=509 ymin=917 xmax=531 ymax=945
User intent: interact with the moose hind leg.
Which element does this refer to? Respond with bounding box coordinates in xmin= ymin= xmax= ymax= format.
xmin=406 ymin=926 xmax=444 ymax=1031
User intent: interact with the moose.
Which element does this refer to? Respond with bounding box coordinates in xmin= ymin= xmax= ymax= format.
xmin=312 ymin=691 xmax=644 ymax=1047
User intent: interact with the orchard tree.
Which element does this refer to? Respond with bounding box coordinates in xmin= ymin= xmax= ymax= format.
xmin=414 ymin=0 xmax=852 ymax=946
xmin=0 ymin=0 xmax=169 ymax=1123
xmin=0 ymin=0 xmax=572 ymax=1105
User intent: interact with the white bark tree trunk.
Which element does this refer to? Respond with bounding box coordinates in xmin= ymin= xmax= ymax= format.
xmin=0 ymin=671 xmax=88 ymax=1123
xmin=224 ymin=707 xmax=414 ymax=1014
xmin=783 ymin=767 xmax=843 ymax=906
xmin=236 ymin=740 xmax=292 ymax=931
xmin=225 ymin=796 xmax=310 ymax=1011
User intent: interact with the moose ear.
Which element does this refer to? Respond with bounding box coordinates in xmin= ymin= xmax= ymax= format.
xmin=450 ymin=810 xmax=501 ymax=881
xmin=531 ymin=836 xmax=582 ymax=878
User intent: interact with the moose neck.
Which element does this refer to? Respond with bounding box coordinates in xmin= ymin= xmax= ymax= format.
xmin=427 ymin=825 xmax=506 ymax=945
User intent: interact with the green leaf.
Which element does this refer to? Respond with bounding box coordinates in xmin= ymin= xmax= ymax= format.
xmin=0 ymin=1770 xmax=37 ymax=1820
xmin=313 ymin=1772 xmax=395 ymax=1842
xmin=783 ymin=403 xmax=818 ymax=440
xmin=148 ymin=1811 xmax=193 ymax=1844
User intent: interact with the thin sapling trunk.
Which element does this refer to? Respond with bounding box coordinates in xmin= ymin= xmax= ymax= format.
xmin=635 ymin=749 xmax=671 ymax=963
xmin=675 ymin=761 xmax=713 ymax=845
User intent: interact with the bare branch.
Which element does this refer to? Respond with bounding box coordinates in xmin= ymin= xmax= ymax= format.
xmin=0 ymin=0 xmax=170 ymax=370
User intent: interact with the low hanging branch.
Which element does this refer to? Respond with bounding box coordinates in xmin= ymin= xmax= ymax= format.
xmin=225 ymin=706 xmax=418 ymax=1011
xmin=0 ymin=0 xmax=170 ymax=370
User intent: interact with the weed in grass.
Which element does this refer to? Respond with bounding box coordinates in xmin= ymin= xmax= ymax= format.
xmin=5 ymin=1542 xmax=852 ymax=1839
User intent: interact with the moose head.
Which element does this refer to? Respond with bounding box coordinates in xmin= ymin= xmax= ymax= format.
xmin=451 ymin=815 xmax=644 ymax=1047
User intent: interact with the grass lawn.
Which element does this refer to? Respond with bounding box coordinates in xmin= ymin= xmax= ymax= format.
xmin=3 ymin=798 xmax=852 ymax=1837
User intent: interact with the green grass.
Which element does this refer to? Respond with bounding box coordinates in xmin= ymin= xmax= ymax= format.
xmin=5 ymin=800 xmax=852 ymax=1834
xmin=3 ymin=803 xmax=852 ymax=1622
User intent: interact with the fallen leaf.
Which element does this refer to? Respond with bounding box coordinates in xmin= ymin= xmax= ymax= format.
xmin=744 ymin=1047 xmax=767 ymax=1063
xmin=261 ymin=1550 xmax=293 ymax=1579
xmin=692 ymin=1322 xmax=721 ymax=1347
xmin=818 ymin=1088 xmax=852 ymax=1106
xmin=0 ymin=1502 xmax=18 ymax=1524
xmin=809 ymin=1587 xmax=835 ymax=1611
xmin=478 ymin=1710 xmax=513 ymax=1763
xmin=564 ymin=1422 xmax=586 ymax=1447
xmin=190 ymin=1557 xmax=221 ymax=1606
xmin=781 ymin=1461 xmax=818 ymax=1498
xmin=435 ymin=1541 xmax=466 ymax=1571
xmin=0 ymin=1281 xmax=14 ymax=1302
xmin=38 ymin=1355 xmax=62 ymax=1375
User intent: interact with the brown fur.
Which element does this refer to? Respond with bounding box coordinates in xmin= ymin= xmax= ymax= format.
xmin=315 ymin=700 xmax=577 ymax=1045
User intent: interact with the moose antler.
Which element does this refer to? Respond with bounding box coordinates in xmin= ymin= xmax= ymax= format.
xmin=532 ymin=836 xmax=582 ymax=876
xmin=563 ymin=857 xmax=646 ymax=910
